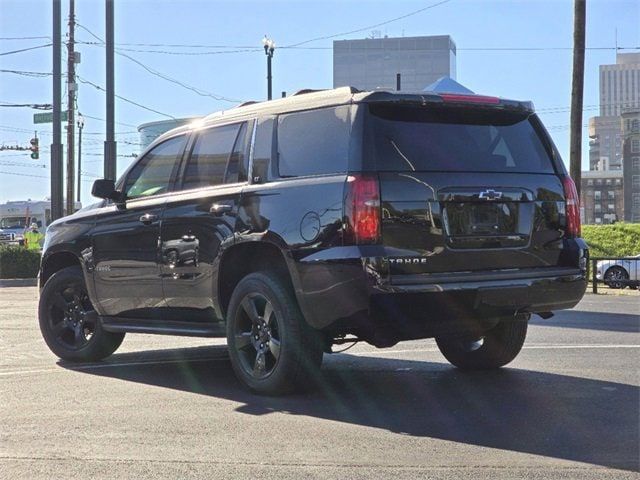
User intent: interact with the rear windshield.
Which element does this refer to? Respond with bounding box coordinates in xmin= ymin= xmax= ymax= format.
xmin=366 ymin=104 xmax=555 ymax=173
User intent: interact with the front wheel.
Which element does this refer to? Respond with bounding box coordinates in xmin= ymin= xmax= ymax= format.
xmin=435 ymin=316 xmax=529 ymax=370
xmin=38 ymin=266 xmax=125 ymax=362
xmin=226 ymin=272 xmax=323 ymax=395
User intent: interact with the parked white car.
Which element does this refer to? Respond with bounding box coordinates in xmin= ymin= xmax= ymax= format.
xmin=596 ymin=255 xmax=640 ymax=289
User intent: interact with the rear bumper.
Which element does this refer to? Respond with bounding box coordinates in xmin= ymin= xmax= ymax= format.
xmin=293 ymin=246 xmax=587 ymax=342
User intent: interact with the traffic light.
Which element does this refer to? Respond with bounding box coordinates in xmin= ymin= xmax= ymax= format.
xmin=30 ymin=137 xmax=39 ymax=159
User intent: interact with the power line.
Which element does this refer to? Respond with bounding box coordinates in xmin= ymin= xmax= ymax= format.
xmin=76 ymin=75 xmax=176 ymax=119
xmin=0 ymin=69 xmax=53 ymax=77
xmin=75 ymin=23 xmax=241 ymax=103
xmin=0 ymin=43 xmax=52 ymax=56
xmin=286 ymin=0 xmax=452 ymax=47
xmin=0 ymin=102 xmax=52 ymax=109
xmin=0 ymin=36 xmax=52 ymax=41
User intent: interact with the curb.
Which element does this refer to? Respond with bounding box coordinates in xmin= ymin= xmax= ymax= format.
xmin=0 ymin=278 xmax=38 ymax=287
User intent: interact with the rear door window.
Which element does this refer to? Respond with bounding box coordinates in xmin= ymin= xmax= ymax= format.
xmin=277 ymin=106 xmax=351 ymax=177
xmin=182 ymin=123 xmax=242 ymax=190
xmin=367 ymin=104 xmax=555 ymax=173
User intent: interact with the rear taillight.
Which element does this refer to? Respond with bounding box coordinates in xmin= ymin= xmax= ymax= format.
xmin=344 ymin=174 xmax=381 ymax=245
xmin=562 ymin=175 xmax=581 ymax=238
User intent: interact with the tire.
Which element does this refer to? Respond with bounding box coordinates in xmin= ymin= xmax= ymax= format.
xmin=435 ymin=316 xmax=529 ymax=370
xmin=226 ymin=271 xmax=323 ymax=395
xmin=604 ymin=266 xmax=628 ymax=289
xmin=38 ymin=266 xmax=125 ymax=362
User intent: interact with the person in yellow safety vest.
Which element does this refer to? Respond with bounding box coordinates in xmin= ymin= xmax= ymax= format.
xmin=24 ymin=223 xmax=44 ymax=251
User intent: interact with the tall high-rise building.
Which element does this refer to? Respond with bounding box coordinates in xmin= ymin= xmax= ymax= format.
xmin=589 ymin=53 xmax=640 ymax=172
xmin=600 ymin=53 xmax=640 ymax=117
xmin=333 ymin=35 xmax=456 ymax=92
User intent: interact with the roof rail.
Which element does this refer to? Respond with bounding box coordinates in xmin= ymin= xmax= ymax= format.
xmin=293 ymin=86 xmax=361 ymax=97
xmin=236 ymin=100 xmax=260 ymax=108
xmin=293 ymin=89 xmax=326 ymax=96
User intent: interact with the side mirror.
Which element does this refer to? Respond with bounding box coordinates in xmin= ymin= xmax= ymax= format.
xmin=91 ymin=179 xmax=123 ymax=202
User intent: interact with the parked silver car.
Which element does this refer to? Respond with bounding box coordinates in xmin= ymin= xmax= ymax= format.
xmin=596 ymin=255 xmax=640 ymax=289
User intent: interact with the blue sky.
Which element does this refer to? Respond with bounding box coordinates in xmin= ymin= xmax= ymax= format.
xmin=1 ymin=0 xmax=638 ymax=205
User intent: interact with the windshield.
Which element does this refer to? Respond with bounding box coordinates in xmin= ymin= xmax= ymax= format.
xmin=366 ymin=104 xmax=555 ymax=173
xmin=0 ymin=217 xmax=42 ymax=229
xmin=0 ymin=217 xmax=28 ymax=229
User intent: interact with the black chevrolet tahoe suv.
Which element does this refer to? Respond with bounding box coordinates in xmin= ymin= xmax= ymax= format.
xmin=38 ymin=87 xmax=588 ymax=395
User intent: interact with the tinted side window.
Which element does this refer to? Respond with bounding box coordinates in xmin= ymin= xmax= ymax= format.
xmin=182 ymin=124 xmax=241 ymax=190
xmin=225 ymin=122 xmax=250 ymax=184
xmin=277 ymin=106 xmax=351 ymax=177
xmin=124 ymin=135 xmax=186 ymax=199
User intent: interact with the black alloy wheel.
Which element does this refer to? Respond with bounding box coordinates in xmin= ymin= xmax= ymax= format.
xmin=39 ymin=266 xmax=125 ymax=362
xmin=233 ymin=293 xmax=282 ymax=379
xmin=226 ymin=272 xmax=323 ymax=395
xmin=435 ymin=316 xmax=529 ymax=370
xmin=46 ymin=281 xmax=97 ymax=351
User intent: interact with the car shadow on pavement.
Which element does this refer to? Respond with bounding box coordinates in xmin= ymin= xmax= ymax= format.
xmin=530 ymin=310 xmax=640 ymax=333
xmin=60 ymin=346 xmax=640 ymax=472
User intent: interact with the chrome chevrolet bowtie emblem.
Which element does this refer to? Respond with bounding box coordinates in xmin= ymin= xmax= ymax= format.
xmin=478 ymin=189 xmax=503 ymax=200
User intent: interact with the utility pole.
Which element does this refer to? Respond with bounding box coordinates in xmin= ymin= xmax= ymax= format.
xmin=77 ymin=113 xmax=84 ymax=202
xmin=396 ymin=73 xmax=401 ymax=91
xmin=65 ymin=0 xmax=76 ymax=215
xmin=570 ymin=0 xmax=586 ymax=196
xmin=51 ymin=0 xmax=63 ymax=221
xmin=104 ymin=0 xmax=116 ymax=181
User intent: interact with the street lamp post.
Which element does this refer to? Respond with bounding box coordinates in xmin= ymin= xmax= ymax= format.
xmin=76 ymin=113 xmax=84 ymax=202
xmin=262 ymin=35 xmax=275 ymax=100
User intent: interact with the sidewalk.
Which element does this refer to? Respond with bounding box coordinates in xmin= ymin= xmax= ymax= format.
xmin=0 ymin=278 xmax=37 ymax=288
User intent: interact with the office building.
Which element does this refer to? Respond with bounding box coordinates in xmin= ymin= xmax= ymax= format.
xmin=333 ymin=35 xmax=456 ymax=92
xmin=589 ymin=53 xmax=640 ymax=172
xmin=622 ymin=108 xmax=640 ymax=222
xmin=580 ymin=170 xmax=624 ymax=224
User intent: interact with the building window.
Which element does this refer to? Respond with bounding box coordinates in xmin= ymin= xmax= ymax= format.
xmin=594 ymin=190 xmax=602 ymax=200
xmin=587 ymin=179 xmax=593 ymax=186
xmin=633 ymin=157 xmax=640 ymax=170
xmin=633 ymin=140 xmax=640 ymax=153
xmin=595 ymin=217 xmax=602 ymax=224
xmin=633 ymin=193 xmax=640 ymax=208
xmin=605 ymin=178 xmax=612 ymax=185
xmin=632 ymin=119 xmax=640 ymax=132
xmin=615 ymin=178 xmax=622 ymax=185
xmin=596 ymin=179 xmax=603 ymax=185
xmin=633 ymin=175 xmax=640 ymax=189
xmin=608 ymin=204 xmax=615 ymax=211
xmin=608 ymin=191 xmax=616 ymax=199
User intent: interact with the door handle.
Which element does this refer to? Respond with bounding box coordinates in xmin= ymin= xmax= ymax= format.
xmin=209 ymin=203 xmax=233 ymax=215
xmin=139 ymin=213 xmax=158 ymax=224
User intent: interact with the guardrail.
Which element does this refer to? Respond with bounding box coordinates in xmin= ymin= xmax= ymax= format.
xmin=589 ymin=256 xmax=639 ymax=293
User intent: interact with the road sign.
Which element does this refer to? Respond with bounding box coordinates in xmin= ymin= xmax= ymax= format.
xmin=33 ymin=111 xmax=68 ymax=124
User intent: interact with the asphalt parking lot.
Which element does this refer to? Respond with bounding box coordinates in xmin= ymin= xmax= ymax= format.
xmin=1 ymin=287 xmax=638 ymax=479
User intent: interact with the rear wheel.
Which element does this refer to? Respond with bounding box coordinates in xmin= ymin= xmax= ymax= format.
xmin=435 ymin=316 xmax=528 ymax=370
xmin=226 ymin=272 xmax=323 ymax=395
xmin=38 ymin=266 xmax=125 ymax=362
xmin=604 ymin=266 xmax=628 ymax=289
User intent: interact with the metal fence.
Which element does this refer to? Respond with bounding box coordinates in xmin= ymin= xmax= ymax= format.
xmin=589 ymin=257 xmax=640 ymax=293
